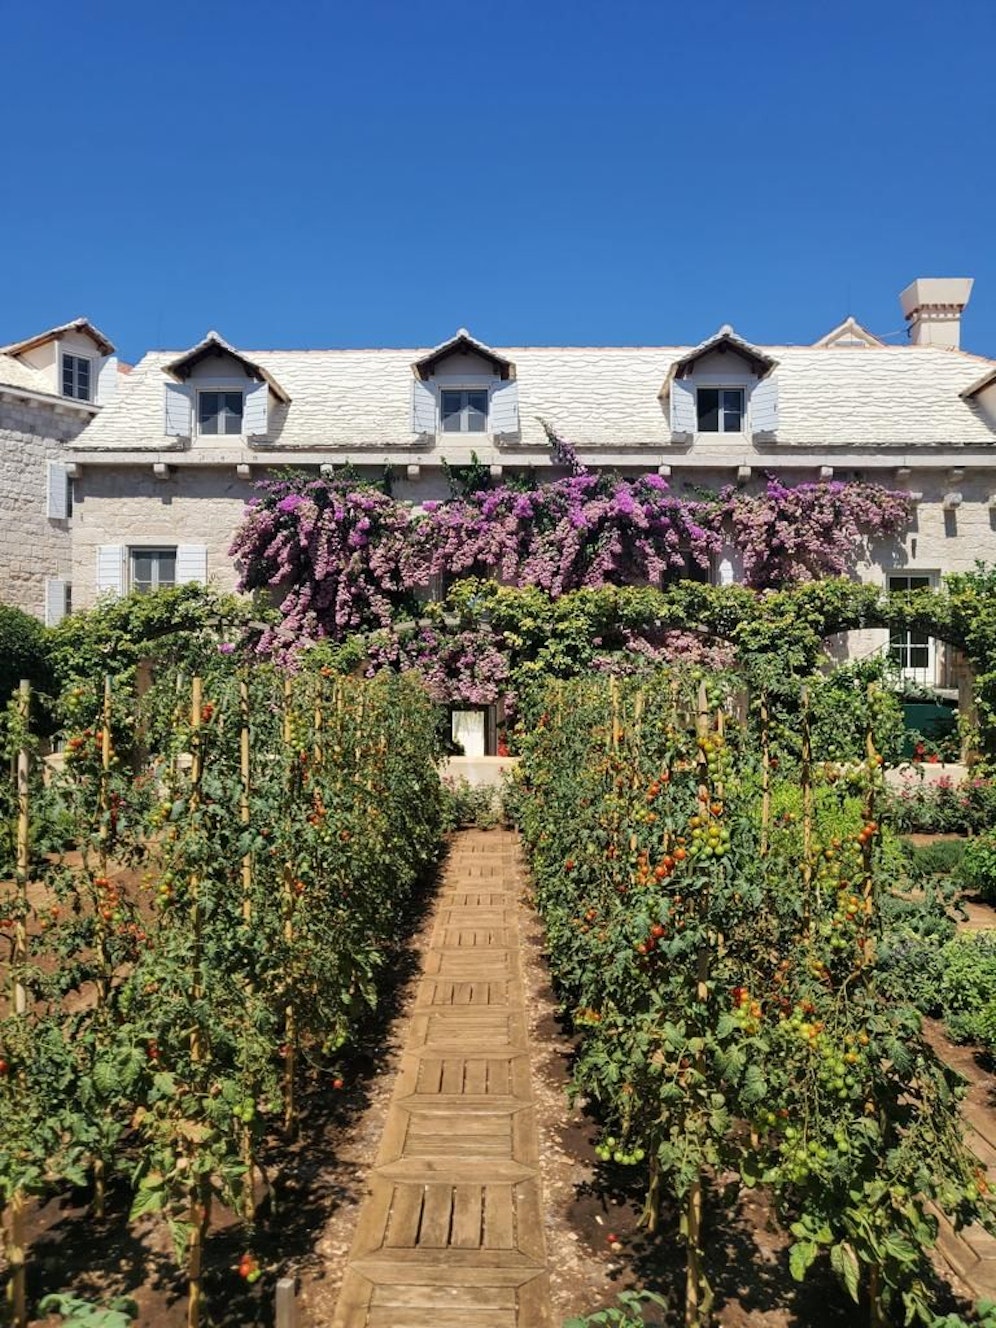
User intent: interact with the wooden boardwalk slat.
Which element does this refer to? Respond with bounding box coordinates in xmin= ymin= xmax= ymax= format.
xmin=331 ymin=829 xmax=551 ymax=1327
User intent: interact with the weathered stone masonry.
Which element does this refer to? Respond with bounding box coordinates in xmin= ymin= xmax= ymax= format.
xmin=0 ymin=396 xmax=87 ymax=618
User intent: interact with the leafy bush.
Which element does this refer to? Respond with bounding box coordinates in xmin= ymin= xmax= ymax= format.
xmin=937 ymin=933 xmax=996 ymax=1049
xmin=931 ymin=1299 xmax=996 ymax=1328
xmin=961 ymin=830 xmax=996 ymax=904
xmin=441 ymin=775 xmax=502 ymax=830
xmin=879 ymin=873 xmax=958 ymax=1015
xmin=38 ymin=1293 xmax=138 ymax=1326
xmin=903 ymin=837 xmax=967 ymax=881
xmin=0 ymin=602 xmax=54 ymax=706
xmin=564 ymin=1289 xmax=670 ymax=1327
xmin=47 ymin=584 xmax=268 ymax=691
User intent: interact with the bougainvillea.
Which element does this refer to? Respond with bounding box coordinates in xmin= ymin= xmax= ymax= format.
xmin=230 ymin=477 xmax=430 ymax=656
xmin=364 ymin=624 xmax=513 ymax=708
xmin=717 ymin=476 xmax=912 ymax=588
xmin=230 ymin=452 xmax=912 ymax=674
xmin=420 ymin=471 xmax=718 ymax=596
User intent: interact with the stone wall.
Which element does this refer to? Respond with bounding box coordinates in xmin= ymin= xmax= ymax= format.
xmin=71 ymin=465 xmax=253 ymax=606
xmin=0 ymin=396 xmax=88 ymax=619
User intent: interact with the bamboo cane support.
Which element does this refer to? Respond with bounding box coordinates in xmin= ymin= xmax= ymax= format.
xmin=282 ymin=678 xmax=297 ymax=1136
xmin=7 ymin=681 xmax=30 ymax=1326
xmin=759 ymin=692 xmax=771 ymax=857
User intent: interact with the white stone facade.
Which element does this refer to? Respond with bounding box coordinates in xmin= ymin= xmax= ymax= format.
xmin=0 ymin=281 xmax=981 ymax=686
xmin=0 ymin=394 xmax=88 ymax=619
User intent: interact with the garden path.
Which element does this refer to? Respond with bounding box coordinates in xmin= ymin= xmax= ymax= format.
xmin=933 ymin=907 xmax=996 ymax=1300
xmin=330 ymin=828 xmax=552 ymax=1328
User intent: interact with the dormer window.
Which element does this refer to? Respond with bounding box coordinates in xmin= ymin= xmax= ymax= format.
xmin=62 ymin=353 xmax=92 ymax=401
xmin=664 ymin=326 xmax=779 ymax=440
xmin=696 ymin=388 xmax=744 ymax=433
xmin=411 ymin=329 xmax=519 ymax=437
xmin=163 ymin=332 xmax=289 ymax=440
xmin=198 ymin=390 xmax=244 ymax=436
xmin=441 ymin=388 xmax=488 ymax=433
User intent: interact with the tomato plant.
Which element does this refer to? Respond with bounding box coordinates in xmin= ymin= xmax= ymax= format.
xmin=516 ymin=670 xmax=992 ymax=1326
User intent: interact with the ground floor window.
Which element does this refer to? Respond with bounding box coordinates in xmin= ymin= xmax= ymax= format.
xmin=131 ymin=548 xmax=177 ymax=594
xmin=662 ymin=551 xmax=714 ymax=587
xmin=888 ymin=572 xmax=937 ymax=682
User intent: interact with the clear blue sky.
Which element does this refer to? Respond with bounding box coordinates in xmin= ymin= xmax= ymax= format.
xmin=2 ymin=0 xmax=995 ymax=364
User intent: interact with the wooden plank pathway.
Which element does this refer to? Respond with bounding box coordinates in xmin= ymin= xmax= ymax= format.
xmin=331 ymin=829 xmax=552 ymax=1328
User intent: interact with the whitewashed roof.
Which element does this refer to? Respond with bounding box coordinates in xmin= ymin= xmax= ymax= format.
xmin=75 ymin=333 xmax=996 ymax=453
xmin=0 ymin=351 xmax=51 ymax=396
xmin=0 ymin=318 xmax=115 ymax=358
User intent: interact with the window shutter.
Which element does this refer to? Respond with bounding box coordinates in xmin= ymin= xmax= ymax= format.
xmin=46 ymin=461 xmax=69 ymax=519
xmin=96 ymin=545 xmax=124 ymax=596
xmin=490 ymin=380 xmax=519 ymax=435
xmin=411 ymin=379 xmax=437 ymax=434
xmin=750 ymin=376 xmax=778 ymax=434
xmin=670 ymin=378 xmax=697 ymax=435
xmin=45 ymin=578 xmax=68 ymax=626
xmin=96 ymin=356 xmax=119 ymax=406
xmin=164 ymin=383 xmax=192 ymax=436
xmin=176 ymin=545 xmax=208 ymax=585
xmin=243 ymin=381 xmax=269 ymax=435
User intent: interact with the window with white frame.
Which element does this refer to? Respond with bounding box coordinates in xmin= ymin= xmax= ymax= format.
xmin=197 ymin=390 xmax=244 ymax=435
xmin=440 ymin=388 xmax=488 ymax=433
xmin=696 ymin=387 xmax=744 ymax=433
xmin=888 ymin=573 xmax=937 ymax=680
xmin=62 ymin=353 xmax=91 ymax=401
xmin=131 ymin=548 xmax=177 ymax=594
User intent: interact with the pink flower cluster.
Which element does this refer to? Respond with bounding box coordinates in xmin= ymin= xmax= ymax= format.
xmin=716 ymin=477 xmax=912 ymax=588
xmin=230 ymin=468 xmax=912 ymax=672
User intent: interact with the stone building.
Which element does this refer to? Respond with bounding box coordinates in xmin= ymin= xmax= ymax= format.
xmin=64 ymin=278 xmax=996 ymax=688
xmin=0 ymin=319 xmax=120 ymax=622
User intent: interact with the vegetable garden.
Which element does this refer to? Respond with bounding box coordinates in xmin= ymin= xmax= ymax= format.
xmin=4 ymin=442 xmax=996 ymax=1325
xmin=0 ymin=660 xmax=445 ymax=1328
xmin=514 ymin=670 xmax=996 ymax=1327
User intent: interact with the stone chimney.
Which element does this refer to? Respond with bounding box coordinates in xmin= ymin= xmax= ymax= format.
xmin=899 ymin=277 xmax=974 ymax=348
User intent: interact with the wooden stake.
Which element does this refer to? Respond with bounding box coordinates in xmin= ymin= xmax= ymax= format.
xmin=282 ymin=678 xmax=297 ymax=1137
xmin=240 ymin=677 xmax=252 ymax=923
xmin=186 ymin=677 xmax=208 ymax=1328
xmin=759 ymin=692 xmax=771 ymax=857
xmin=12 ymin=681 xmax=29 ymax=1016
xmin=8 ymin=680 xmax=29 ymax=1326
xmin=239 ymin=675 xmax=256 ymax=1220
xmin=800 ymin=686 xmax=814 ymax=916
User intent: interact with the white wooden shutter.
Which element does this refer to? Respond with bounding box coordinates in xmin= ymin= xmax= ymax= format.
xmin=45 ymin=578 xmax=68 ymax=626
xmin=490 ymin=380 xmax=519 ymax=435
xmin=750 ymin=376 xmax=778 ymax=434
xmin=46 ymin=461 xmax=69 ymax=519
xmin=176 ymin=545 xmax=208 ymax=585
xmin=96 ymin=545 xmax=124 ymax=596
xmin=411 ymin=379 xmax=437 ymax=433
xmin=670 ymin=378 xmax=697 ymax=434
xmin=242 ymin=381 xmax=268 ymax=435
xmin=96 ymin=356 xmax=118 ymax=406
xmin=164 ymin=383 xmax=192 ymax=436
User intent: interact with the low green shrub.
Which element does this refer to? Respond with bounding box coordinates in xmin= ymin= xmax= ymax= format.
xmin=903 ymin=837 xmax=967 ymax=880
xmin=564 ymin=1290 xmax=670 ymax=1327
xmin=441 ymin=775 xmax=502 ymax=830
xmin=961 ymin=831 xmax=996 ymax=904
xmin=38 ymin=1293 xmax=138 ymax=1326
xmin=937 ymin=933 xmax=996 ymax=1050
xmin=879 ymin=882 xmax=958 ymax=1014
